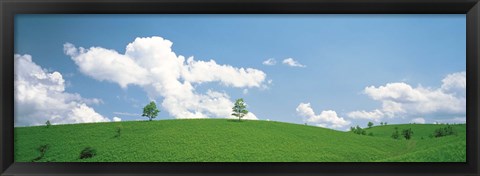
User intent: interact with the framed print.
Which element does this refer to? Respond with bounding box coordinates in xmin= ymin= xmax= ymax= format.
xmin=1 ymin=0 xmax=479 ymax=175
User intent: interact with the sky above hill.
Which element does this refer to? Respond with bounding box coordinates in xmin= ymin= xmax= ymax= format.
xmin=14 ymin=14 xmax=466 ymax=130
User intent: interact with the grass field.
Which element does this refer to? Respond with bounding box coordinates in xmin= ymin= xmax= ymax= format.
xmin=14 ymin=119 xmax=466 ymax=162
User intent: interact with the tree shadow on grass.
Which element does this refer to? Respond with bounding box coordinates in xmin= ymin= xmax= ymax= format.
xmin=31 ymin=144 xmax=49 ymax=162
xmin=226 ymin=119 xmax=245 ymax=122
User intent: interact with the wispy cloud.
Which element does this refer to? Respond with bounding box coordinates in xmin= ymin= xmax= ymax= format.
xmin=410 ymin=118 xmax=426 ymax=124
xmin=282 ymin=58 xmax=306 ymax=67
xmin=262 ymin=58 xmax=276 ymax=66
xmin=113 ymin=112 xmax=141 ymax=116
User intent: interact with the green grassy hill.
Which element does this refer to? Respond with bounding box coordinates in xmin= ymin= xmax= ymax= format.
xmin=14 ymin=119 xmax=466 ymax=162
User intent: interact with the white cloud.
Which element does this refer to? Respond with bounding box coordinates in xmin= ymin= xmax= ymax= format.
xmin=364 ymin=82 xmax=465 ymax=114
xmin=183 ymin=58 xmax=266 ymax=88
xmin=410 ymin=118 xmax=426 ymax=124
xmin=243 ymin=89 xmax=248 ymax=95
xmin=441 ymin=71 xmax=466 ymax=96
xmin=64 ymin=36 xmax=265 ymax=120
xmin=63 ymin=43 xmax=150 ymax=89
xmin=347 ymin=71 xmax=465 ymax=122
xmin=435 ymin=117 xmax=466 ymax=124
xmin=282 ymin=58 xmax=306 ymax=68
xmin=347 ymin=109 xmax=384 ymax=122
xmin=113 ymin=112 xmax=140 ymax=116
xmin=262 ymin=58 xmax=276 ymax=66
xmin=83 ymin=98 xmax=104 ymax=105
xmin=228 ymin=112 xmax=258 ymax=120
xmin=296 ymin=103 xmax=350 ymax=129
xmin=112 ymin=117 xmax=122 ymax=122
xmin=14 ymin=54 xmax=111 ymax=126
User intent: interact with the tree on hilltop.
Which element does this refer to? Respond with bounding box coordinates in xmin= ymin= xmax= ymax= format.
xmin=367 ymin=122 xmax=374 ymax=128
xmin=232 ymin=98 xmax=249 ymax=121
xmin=142 ymin=101 xmax=160 ymax=121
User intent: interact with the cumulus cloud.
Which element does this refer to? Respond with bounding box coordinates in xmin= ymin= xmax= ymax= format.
xmin=14 ymin=54 xmax=111 ymax=126
xmin=63 ymin=43 xmax=150 ymax=89
xmin=347 ymin=72 xmax=466 ymax=122
xmin=64 ymin=36 xmax=266 ymax=120
xmin=440 ymin=71 xmax=466 ymax=96
xmin=262 ymin=58 xmax=276 ymax=66
xmin=410 ymin=118 xmax=426 ymax=124
xmin=112 ymin=117 xmax=122 ymax=122
xmin=282 ymin=58 xmax=306 ymax=67
xmin=296 ymin=103 xmax=350 ymax=129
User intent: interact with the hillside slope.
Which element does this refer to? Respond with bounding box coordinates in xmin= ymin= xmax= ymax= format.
xmin=14 ymin=119 xmax=466 ymax=162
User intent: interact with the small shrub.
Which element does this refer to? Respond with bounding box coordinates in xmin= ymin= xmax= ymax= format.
xmin=79 ymin=147 xmax=97 ymax=159
xmin=114 ymin=126 xmax=123 ymax=138
xmin=402 ymin=128 xmax=414 ymax=140
xmin=368 ymin=132 xmax=374 ymax=136
xmin=351 ymin=125 xmax=367 ymax=135
xmin=391 ymin=127 xmax=400 ymax=140
xmin=434 ymin=128 xmax=445 ymax=137
xmin=433 ymin=125 xmax=456 ymax=138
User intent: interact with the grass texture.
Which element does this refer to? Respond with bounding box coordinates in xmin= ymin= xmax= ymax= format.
xmin=14 ymin=119 xmax=466 ymax=162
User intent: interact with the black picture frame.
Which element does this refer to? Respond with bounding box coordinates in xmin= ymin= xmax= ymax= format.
xmin=1 ymin=0 xmax=479 ymax=175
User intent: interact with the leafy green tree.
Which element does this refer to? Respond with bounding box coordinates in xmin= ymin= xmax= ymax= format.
xmin=350 ymin=126 xmax=355 ymax=132
xmin=352 ymin=125 xmax=366 ymax=135
xmin=355 ymin=125 xmax=362 ymax=134
xmin=367 ymin=122 xmax=374 ymax=128
xmin=45 ymin=120 xmax=51 ymax=128
xmin=380 ymin=122 xmax=384 ymax=126
xmin=232 ymin=98 xmax=249 ymax=121
xmin=402 ymin=128 xmax=414 ymax=140
xmin=142 ymin=101 xmax=160 ymax=121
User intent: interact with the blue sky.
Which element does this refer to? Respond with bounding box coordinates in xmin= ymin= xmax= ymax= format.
xmin=14 ymin=15 xmax=466 ymax=130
